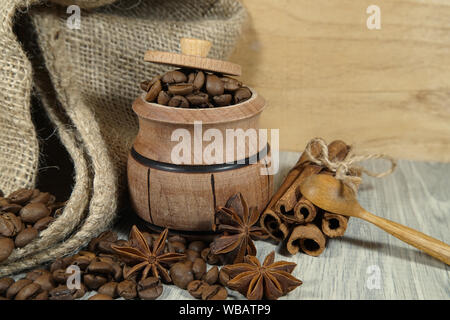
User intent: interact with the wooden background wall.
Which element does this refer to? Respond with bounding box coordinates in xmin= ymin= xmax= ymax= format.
xmin=230 ymin=0 xmax=450 ymax=162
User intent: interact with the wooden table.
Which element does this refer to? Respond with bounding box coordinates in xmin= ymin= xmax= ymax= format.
xmin=157 ymin=152 xmax=450 ymax=300
xmin=13 ymin=152 xmax=450 ymax=299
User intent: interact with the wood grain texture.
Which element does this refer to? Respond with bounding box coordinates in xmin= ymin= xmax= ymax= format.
xmin=144 ymin=50 xmax=242 ymax=76
xmin=229 ymin=0 xmax=450 ymax=162
xmin=128 ymin=153 xmax=273 ymax=231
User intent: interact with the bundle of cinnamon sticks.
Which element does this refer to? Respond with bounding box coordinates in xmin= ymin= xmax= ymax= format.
xmin=260 ymin=140 xmax=359 ymax=257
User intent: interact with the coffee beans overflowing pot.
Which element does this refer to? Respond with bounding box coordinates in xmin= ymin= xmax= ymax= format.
xmin=0 ymin=188 xmax=66 ymax=262
xmin=141 ymin=69 xmax=252 ymax=108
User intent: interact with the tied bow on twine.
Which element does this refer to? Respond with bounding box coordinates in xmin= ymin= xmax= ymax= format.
xmin=301 ymin=138 xmax=397 ymax=194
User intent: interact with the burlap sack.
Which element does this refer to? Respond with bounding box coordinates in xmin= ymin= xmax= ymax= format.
xmin=0 ymin=0 xmax=247 ymax=276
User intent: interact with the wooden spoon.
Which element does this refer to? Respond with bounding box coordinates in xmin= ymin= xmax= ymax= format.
xmin=299 ymin=174 xmax=450 ymax=265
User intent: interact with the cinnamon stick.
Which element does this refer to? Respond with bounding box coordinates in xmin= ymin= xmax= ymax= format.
xmin=274 ymin=140 xmax=350 ymax=221
xmin=260 ymin=140 xmax=322 ymax=235
xmin=293 ymin=197 xmax=317 ymax=224
xmin=260 ymin=209 xmax=290 ymax=241
xmin=321 ymin=212 xmax=349 ymax=238
xmin=286 ymin=223 xmax=326 ymax=257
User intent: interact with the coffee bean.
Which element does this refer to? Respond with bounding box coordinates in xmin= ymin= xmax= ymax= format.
xmin=169 ymin=262 xmax=194 ymax=289
xmin=98 ymin=281 xmax=118 ymax=298
xmin=15 ymin=283 xmax=41 ymax=300
xmin=33 ymin=291 xmax=49 ymax=300
xmin=140 ymin=80 xmax=151 ymax=91
xmin=15 ymin=226 xmax=38 ymax=248
xmin=26 ymin=269 xmax=51 ymax=281
xmin=138 ymin=277 xmax=163 ymax=300
xmin=221 ymin=77 xmax=242 ymax=92
xmin=187 ymin=280 xmax=208 ymax=299
xmin=96 ymin=240 xmax=116 ymax=254
xmin=157 ymin=90 xmax=171 ymax=105
xmin=202 ymin=266 xmax=219 ymax=285
xmin=206 ymin=74 xmax=224 ymax=96
xmin=168 ymin=235 xmax=186 ymax=244
xmin=0 ymin=197 xmax=9 ymax=207
xmin=168 ymin=83 xmax=194 ymax=96
xmin=0 ymin=277 xmax=14 ymax=296
xmin=71 ymin=255 xmax=92 ymax=271
xmin=183 ymin=260 xmax=193 ymax=269
xmin=1 ymin=212 xmax=23 ymax=237
xmin=187 ymin=71 xmax=206 ymax=90
xmin=33 ymin=273 xmax=55 ymax=291
xmin=188 ymin=241 xmax=207 ymax=253
xmin=52 ymin=269 xmax=69 ymax=284
xmin=0 ymin=203 xmax=22 ymax=214
xmin=142 ymin=76 xmax=161 ymax=92
xmin=89 ymin=293 xmax=114 ymax=300
xmin=162 ymin=70 xmax=187 ymax=84
xmin=117 ymin=280 xmax=137 ymax=300
xmin=0 ymin=237 xmax=14 ymax=263
xmin=29 ymin=192 xmax=52 ymax=205
xmin=33 ymin=216 xmax=54 ymax=231
xmin=201 ymin=247 xmax=220 ymax=265
xmin=87 ymin=259 xmax=115 ymax=276
xmin=213 ymin=94 xmax=232 ymax=107
xmin=6 ymin=279 xmax=33 ymax=299
xmin=202 ymin=284 xmax=228 ymax=300
xmin=168 ymin=95 xmax=189 ymax=108
xmin=49 ymin=284 xmax=86 ymax=300
xmin=8 ymin=189 xmax=34 ymax=204
xmin=77 ymin=250 xmax=96 ymax=260
xmin=20 ymin=203 xmax=50 ymax=223
xmin=145 ymin=79 xmax=162 ymax=102
xmin=185 ymin=249 xmax=200 ymax=262
xmin=88 ymin=231 xmax=117 ymax=252
xmin=50 ymin=256 xmax=74 ymax=273
xmin=0 ymin=214 xmax=17 ymax=237
xmin=83 ymin=274 xmax=108 ymax=290
xmin=186 ymin=92 xmax=209 ymax=106
xmin=168 ymin=241 xmax=185 ymax=254
xmin=234 ymin=87 xmax=252 ymax=104
xmin=192 ymin=258 xmax=206 ymax=280
xmin=219 ymin=268 xmax=231 ymax=287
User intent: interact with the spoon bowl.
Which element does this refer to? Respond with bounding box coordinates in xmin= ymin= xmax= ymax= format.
xmin=299 ymin=174 xmax=362 ymax=217
xmin=299 ymin=174 xmax=450 ymax=265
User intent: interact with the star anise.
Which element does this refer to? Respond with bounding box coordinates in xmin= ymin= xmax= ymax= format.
xmin=210 ymin=193 xmax=268 ymax=264
xmin=111 ymin=225 xmax=185 ymax=282
xmin=222 ymin=251 xmax=302 ymax=300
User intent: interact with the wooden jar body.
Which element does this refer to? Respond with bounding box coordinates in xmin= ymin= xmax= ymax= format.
xmin=128 ymin=91 xmax=273 ymax=232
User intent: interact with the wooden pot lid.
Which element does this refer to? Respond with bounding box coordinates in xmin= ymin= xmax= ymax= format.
xmin=144 ymin=38 xmax=242 ymax=76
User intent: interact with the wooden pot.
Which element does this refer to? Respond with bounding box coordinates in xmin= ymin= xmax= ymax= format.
xmin=128 ymin=88 xmax=273 ymax=235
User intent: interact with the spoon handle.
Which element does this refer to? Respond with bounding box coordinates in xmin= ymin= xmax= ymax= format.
xmin=359 ymin=210 xmax=450 ymax=265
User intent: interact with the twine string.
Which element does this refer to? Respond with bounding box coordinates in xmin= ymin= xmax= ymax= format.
xmin=303 ymin=138 xmax=397 ymax=194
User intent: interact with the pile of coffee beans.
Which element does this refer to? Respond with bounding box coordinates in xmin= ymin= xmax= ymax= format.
xmin=0 ymin=188 xmax=65 ymax=263
xmin=0 ymin=228 xmax=233 ymax=300
xmin=166 ymin=236 xmax=228 ymax=300
xmin=141 ymin=69 xmax=252 ymax=108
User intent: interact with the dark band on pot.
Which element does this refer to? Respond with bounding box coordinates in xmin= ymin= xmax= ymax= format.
xmin=130 ymin=144 xmax=270 ymax=173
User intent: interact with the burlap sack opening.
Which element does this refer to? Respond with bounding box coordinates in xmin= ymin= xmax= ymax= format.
xmin=0 ymin=0 xmax=247 ymax=276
